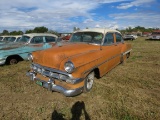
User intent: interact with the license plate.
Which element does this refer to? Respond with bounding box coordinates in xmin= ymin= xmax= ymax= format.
xmin=36 ymin=81 xmax=43 ymax=86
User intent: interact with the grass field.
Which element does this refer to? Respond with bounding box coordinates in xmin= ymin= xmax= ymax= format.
xmin=0 ymin=37 xmax=160 ymax=120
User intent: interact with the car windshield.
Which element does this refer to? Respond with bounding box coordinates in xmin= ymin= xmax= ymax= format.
xmin=69 ymin=32 xmax=103 ymax=44
xmin=17 ymin=35 xmax=30 ymax=43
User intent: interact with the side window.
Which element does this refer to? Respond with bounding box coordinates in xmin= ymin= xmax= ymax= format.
xmin=104 ymin=33 xmax=114 ymax=45
xmin=45 ymin=36 xmax=56 ymax=42
xmin=116 ymin=33 xmax=123 ymax=43
xmin=30 ymin=36 xmax=43 ymax=44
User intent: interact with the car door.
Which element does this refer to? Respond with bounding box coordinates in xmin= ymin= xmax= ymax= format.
xmin=114 ymin=33 xmax=125 ymax=63
xmin=100 ymin=32 xmax=121 ymax=75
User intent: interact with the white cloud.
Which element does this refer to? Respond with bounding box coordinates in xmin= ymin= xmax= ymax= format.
xmin=109 ymin=12 xmax=160 ymax=29
xmin=117 ymin=0 xmax=155 ymax=9
xmin=0 ymin=0 xmax=159 ymax=33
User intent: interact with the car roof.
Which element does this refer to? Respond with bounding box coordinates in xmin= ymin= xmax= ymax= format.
xmin=23 ymin=33 xmax=58 ymax=38
xmin=0 ymin=35 xmax=22 ymax=37
xmin=74 ymin=28 xmax=121 ymax=34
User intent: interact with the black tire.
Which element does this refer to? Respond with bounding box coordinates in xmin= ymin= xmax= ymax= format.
xmin=126 ymin=53 xmax=130 ymax=58
xmin=7 ymin=58 xmax=18 ymax=65
xmin=83 ymin=71 xmax=94 ymax=92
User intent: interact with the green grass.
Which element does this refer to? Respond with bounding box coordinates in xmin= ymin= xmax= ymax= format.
xmin=0 ymin=37 xmax=160 ymax=120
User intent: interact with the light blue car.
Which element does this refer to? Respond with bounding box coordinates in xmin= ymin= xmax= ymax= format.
xmin=0 ymin=33 xmax=58 ymax=65
xmin=0 ymin=36 xmax=22 ymax=47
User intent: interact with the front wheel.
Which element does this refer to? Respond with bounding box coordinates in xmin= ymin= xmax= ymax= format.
xmin=83 ymin=71 xmax=95 ymax=92
xmin=7 ymin=58 xmax=18 ymax=65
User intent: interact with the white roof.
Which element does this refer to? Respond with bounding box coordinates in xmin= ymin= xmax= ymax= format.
xmin=75 ymin=28 xmax=121 ymax=34
xmin=23 ymin=33 xmax=58 ymax=38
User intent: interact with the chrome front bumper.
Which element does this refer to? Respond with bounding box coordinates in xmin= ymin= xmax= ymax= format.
xmin=0 ymin=58 xmax=6 ymax=65
xmin=26 ymin=71 xmax=83 ymax=97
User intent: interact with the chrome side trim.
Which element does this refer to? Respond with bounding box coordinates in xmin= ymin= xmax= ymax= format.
xmin=83 ymin=49 xmax=132 ymax=74
xmin=83 ymin=53 xmax=121 ymax=74
xmin=123 ymin=49 xmax=132 ymax=55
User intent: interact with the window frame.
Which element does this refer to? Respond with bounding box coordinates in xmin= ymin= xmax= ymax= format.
xmin=45 ymin=36 xmax=56 ymax=43
xmin=103 ymin=32 xmax=115 ymax=46
xmin=30 ymin=36 xmax=44 ymax=44
xmin=115 ymin=33 xmax=124 ymax=43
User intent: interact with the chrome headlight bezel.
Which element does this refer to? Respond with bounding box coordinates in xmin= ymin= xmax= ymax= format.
xmin=28 ymin=53 xmax=33 ymax=61
xmin=64 ymin=61 xmax=75 ymax=73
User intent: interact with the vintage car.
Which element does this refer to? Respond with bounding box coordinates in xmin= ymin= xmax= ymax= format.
xmin=0 ymin=33 xmax=58 ymax=65
xmin=26 ymin=28 xmax=132 ymax=97
xmin=123 ymin=34 xmax=138 ymax=40
xmin=0 ymin=35 xmax=22 ymax=45
xmin=148 ymin=30 xmax=160 ymax=40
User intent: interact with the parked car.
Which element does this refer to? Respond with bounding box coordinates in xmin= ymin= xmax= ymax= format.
xmin=123 ymin=34 xmax=138 ymax=40
xmin=26 ymin=28 xmax=132 ymax=97
xmin=0 ymin=36 xmax=11 ymax=44
xmin=0 ymin=35 xmax=22 ymax=46
xmin=0 ymin=33 xmax=58 ymax=65
xmin=62 ymin=35 xmax=71 ymax=41
xmin=148 ymin=30 xmax=160 ymax=40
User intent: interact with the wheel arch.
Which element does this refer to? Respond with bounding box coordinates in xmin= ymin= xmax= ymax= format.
xmin=6 ymin=54 xmax=24 ymax=64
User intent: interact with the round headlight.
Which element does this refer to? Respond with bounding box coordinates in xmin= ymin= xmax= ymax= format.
xmin=64 ymin=61 xmax=75 ymax=73
xmin=28 ymin=53 xmax=33 ymax=61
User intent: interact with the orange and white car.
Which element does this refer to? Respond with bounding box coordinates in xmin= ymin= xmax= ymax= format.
xmin=27 ymin=28 xmax=132 ymax=96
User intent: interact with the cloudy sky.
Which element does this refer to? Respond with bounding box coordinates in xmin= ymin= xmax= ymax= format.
xmin=0 ymin=0 xmax=160 ymax=33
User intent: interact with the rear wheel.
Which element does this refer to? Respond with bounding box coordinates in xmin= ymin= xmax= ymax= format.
xmin=83 ymin=71 xmax=94 ymax=92
xmin=126 ymin=53 xmax=130 ymax=58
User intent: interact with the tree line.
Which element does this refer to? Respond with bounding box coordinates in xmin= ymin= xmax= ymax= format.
xmin=0 ymin=26 xmax=159 ymax=36
xmin=0 ymin=26 xmax=59 ymax=36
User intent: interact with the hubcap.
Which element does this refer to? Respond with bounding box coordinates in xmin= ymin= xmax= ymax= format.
xmin=86 ymin=72 xmax=94 ymax=90
xmin=10 ymin=59 xmax=17 ymax=65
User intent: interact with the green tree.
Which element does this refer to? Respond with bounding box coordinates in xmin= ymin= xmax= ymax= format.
xmin=33 ymin=26 xmax=48 ymax=33
xmin=2 ymin=30 xmax=9 ymax=35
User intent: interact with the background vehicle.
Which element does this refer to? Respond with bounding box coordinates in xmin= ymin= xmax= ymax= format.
xmin=0 ymin=33 xmax=58 ymax=65
xmin=123 ymin=34 xmax=138 ymax=40
xmin=148 ymin=30 xmax=160 ymax=40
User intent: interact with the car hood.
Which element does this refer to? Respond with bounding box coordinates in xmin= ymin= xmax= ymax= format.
xmin=33 ymin=42 xmax=100 ymax=69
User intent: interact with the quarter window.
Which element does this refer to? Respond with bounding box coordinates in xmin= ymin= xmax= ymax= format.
xmin=45 ymin=36 xmax=56 ymax=42
xmin=104 ymin=33 xmax=114 ymax=45
xmin=30 ymin=36 xmax=43 ymax=44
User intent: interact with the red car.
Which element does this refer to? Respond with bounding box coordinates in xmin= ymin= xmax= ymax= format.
xmin=62 ymin=35 xmax=71 ymax=40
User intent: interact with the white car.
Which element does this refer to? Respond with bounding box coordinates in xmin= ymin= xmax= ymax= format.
xmin=0 ymin=35 xmax=22 ymax=43
xmin=123 ymin=34 xmax=138 ymax=40
xmin=148 ymin=31 xmax=160 ymax=40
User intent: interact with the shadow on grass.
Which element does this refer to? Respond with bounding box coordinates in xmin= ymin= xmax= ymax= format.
xmin=51 ymin=101 xmax=90 ymax=120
